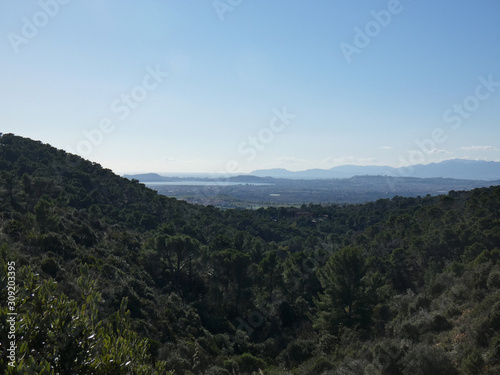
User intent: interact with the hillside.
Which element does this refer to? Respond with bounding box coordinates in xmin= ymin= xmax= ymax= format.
xmin=1 ymin=134 xmax=500 ymax=374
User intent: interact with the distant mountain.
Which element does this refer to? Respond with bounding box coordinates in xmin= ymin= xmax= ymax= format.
xmin=123 ymin=173 xmax=169 ymax=182
xmin=251 ymin=159 xmax=500 ymax=180
xmin=408 ymin=159 xmax=500 ymax=180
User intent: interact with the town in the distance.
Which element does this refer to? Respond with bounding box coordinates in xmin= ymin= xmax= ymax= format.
xmin=125 ymin=159 xmax=500 ymax=208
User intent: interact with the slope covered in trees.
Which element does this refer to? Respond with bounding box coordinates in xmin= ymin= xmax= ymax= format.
xmin=1 ymin=134 xmax=500 ymax=374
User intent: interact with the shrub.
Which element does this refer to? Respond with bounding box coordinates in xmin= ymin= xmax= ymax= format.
xmin=398 ymin=322 xmax=420 ymax=342
xmin=370 ymin=339 xmax=407 ymax=375
xmin=461 ymin=350 xmax=484 ymax=375
xmin=330 ymin=358 xmax=370 ymax=375
xmin=430 ymin=314 xmax=452 ymax=333
xmin=277 ymin=339 xmax=315 ymax=368
xmin=237 ymin=353 xmax=267 ymax=374
xmin=3 ymin=219 xmax=24 ymax=238
xmin=487 ymin=267 xmax=500 ymax=290
xmin=205 ymin=366 xmax=230 ymax=375
xmin=41 ymin=257 xmax=59 ymax=277
xmin=401 ymin=344 xmax=458 ymax=375
xmin=308 ymin=356 xmax=333 ymax=374
xmin=490 ymin=336 xmax=500 ymax=363
xmin=222 ymin=358 xmax=238 ymax=373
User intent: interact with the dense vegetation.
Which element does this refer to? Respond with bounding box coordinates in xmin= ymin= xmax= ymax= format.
xmin=1 ymin=133 xmax=500 ymax=374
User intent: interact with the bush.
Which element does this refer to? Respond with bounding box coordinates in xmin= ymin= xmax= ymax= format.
xmin=330 ymin=358 xmax=370 ymax=375
xmin=487 ymin=267 xmax=500 ymax=290
xmin=205 ymin=366 xmax=230 ymax=375
xmin=41 ymin=257 xmax=59 ymax=277
xmin=308 ymin=356 xmax=333 ymax=374
xmin=286 ymin=340 xmax=315 ymax=363
xmin=370 ymin=339 xmax=407 ymax=375
xmin=490 ymin=336 xmax=500 ymax=363
xmin=222 ymin=359 xmax=238 ymax=373
xmin=398 ymin=322 xmax=420 ymax=342
xmin=3 ymin=219 xmax=24 ymax=238
xmin=237 ymin=353 xmax=267 ymax=374
xmin=277 ymin=339 xmax=315 ymax=368
xmin=461 ymin=350 xmax=484 ymax=375
xmin=430 ymin=314 xmax=452 ymax=332
xmin=401 ymin=344 xmax=458 ymax=375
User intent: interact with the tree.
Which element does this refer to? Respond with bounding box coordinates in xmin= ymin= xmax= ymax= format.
xmin=34 ymin=198 xmax=59 ymax=234
xmin=315 ymin=246 xmax=370 ymax=332
xmin=259 ymin=251 xmax=282 ymax=294
xmin=158 ymin=234 xmax=200 ymax=297
xmin=210 ymin=248 xmax=251 ymax=313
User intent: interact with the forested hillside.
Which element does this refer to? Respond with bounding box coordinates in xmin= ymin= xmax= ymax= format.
xmin=1 ymin=134 xmax=500 ymax=374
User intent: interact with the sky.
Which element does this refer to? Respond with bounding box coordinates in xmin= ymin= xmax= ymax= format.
xmin=1 ymin=0 xmax=500 ymax=175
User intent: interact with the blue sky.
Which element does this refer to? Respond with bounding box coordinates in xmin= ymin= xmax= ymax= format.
xmin=1 ymin=0 xmax=500 ymax=174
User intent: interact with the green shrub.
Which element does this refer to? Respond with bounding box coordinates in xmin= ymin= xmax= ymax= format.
xmin=430 ymin=314 xmax=452 ymax=332
xmin=490 ymin=336 xmax=500 ymax=363
xmin=237 ymin=353 xmax=266 ymax=374
xmin=307 ymin=356 xmax=333 ymax=374
xmin=41 ymin=257 xmax=59 ymax=277
xmin=277 ymin=339 xmax=316 ymax=368
xmin=223 ymin=358 xmax=239 ymax=373
xmin=461 ymin=350 xmax=484 ymax=375
xmin=3 ymin=219 xmax=24 ymax=238
xmin=331 ymin=358 xmax=370 ymax=375
xmin=401 ymin=344 xmax=458 ymax=375
xmin=205 ymin=366 xmax=230 ymax=375
xmin=487 ymin=267 xmax=500 ymax=290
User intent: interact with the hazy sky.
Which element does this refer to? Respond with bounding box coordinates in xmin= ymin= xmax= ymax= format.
xmin=2 ymin=1 xmax=500 ymax=174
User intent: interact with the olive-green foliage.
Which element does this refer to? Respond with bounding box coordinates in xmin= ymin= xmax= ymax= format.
xmin=236 ymin=352 xmax=266 ymax=373
xmin=307 ymin=356 xmax=333 ymax=374
xmin=461 ymin=350 xmax=485 ymax=375
xmin=0 ymin=262 xmax=172 ymax=374
xmin=400 ymin=344 xmax=458 ymax=375
xmin=315 ymin=246 xmax=371 ymax=331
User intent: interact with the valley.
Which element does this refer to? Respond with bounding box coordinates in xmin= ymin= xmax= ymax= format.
xmin=125 ymin=174 xmax=500 ymax=208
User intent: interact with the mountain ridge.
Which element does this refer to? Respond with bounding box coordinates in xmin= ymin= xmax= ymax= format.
xmin=250 ymin=159 xmax=500 ymax=180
